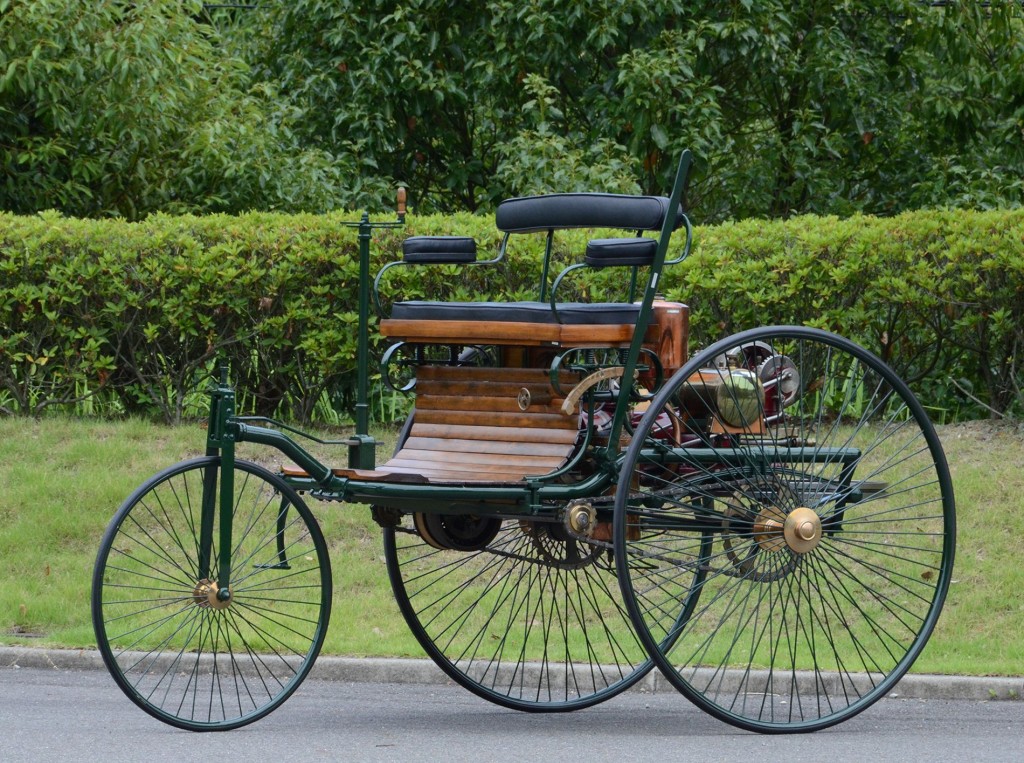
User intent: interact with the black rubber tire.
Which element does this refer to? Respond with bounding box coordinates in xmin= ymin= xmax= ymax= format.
xmin=614 ymin=326 xmax=956 ymax=733
xmin=92 ymin=457 xmax=332 ymax=731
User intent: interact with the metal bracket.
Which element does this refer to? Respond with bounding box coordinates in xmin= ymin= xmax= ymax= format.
xmin=560 ymin=366 xmax=634 ymax=415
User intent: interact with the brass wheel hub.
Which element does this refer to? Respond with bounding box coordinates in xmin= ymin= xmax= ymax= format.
xmin=753 ymin=506 xmax=788 ymax=553
xmin=193 ymin=579 xmax=232 ymax=610
xmin=564 ymin=501 xmax=597 ymax=538
xmin=754 ymin=506 xmax=822 ymax=555
xmin=784 ymin=507 xmax=822 ymax=554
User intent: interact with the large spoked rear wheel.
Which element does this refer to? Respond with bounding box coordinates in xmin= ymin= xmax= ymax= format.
xmin=92 ymin=457 xmax=332 ymax=731
xmin=383 ymin=512 xmax=654 ymax=711
xmin=615 ymin=326 xmax=955 ymax=733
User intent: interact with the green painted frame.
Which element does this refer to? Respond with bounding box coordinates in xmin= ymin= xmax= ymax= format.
xmin=203 ymin=153 xmax=698 ymax=585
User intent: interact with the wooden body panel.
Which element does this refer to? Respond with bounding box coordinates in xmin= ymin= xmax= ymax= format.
xmin=392 ymin=366 xmax=579 ymax=481
xmin=285 ymin=366 xmax=581 ymax=485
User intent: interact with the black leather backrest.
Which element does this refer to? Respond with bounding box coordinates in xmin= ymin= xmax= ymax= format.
xmin=495 ymin=193 xmax=683 ymax=233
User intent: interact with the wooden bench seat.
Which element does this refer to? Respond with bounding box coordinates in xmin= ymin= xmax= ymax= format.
xmin=381 ymin=299 xmax=659 ymax=348
xmin=379 ymin=317 xmax=658 ymax=348
xmin=282 ymin=366 xmax=582 ymax=485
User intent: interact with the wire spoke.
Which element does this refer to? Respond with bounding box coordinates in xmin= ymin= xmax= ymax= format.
xmin=615 ymin=327 xmax=953 ymax=732
xmin=93 ymin=458 xmax=329 ymax=730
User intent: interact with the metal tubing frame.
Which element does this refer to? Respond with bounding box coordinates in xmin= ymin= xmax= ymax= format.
xmin=202 ymin=156 xmax=710 ymax=537
xmin=372 ymin=234 xmax=509 ymax=317
xmin=224 ymin=409 xmax=863 ymax=518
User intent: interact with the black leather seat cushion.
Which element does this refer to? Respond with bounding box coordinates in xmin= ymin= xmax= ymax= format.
xmin=390 ymin=300 xmax=641 ymax=325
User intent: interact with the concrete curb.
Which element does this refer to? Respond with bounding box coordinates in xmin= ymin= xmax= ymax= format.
xmin=2 ymin=646 xmax=1021 ymax=701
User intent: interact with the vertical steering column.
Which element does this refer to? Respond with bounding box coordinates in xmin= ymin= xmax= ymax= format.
xmin=344 ymin=190 xmax=407 ymax=470
xmin=349 ymin=212 xmax=377 ymax=469
xmin=355 ymin=211 xmax=372 ymax=438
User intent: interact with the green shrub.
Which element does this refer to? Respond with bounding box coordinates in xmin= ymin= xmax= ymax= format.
xmin=672 ymin=209 xmax=1024 ymax=420
xmin=1 ymin=207 xmax=1022 ymax=423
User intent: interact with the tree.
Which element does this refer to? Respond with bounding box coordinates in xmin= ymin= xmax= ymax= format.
xmin=241 ymin=0 xmax=680 ymax=211
xmin=5 ymin=1 xmax=1020 ymax=221
xmin=238 ymin=0 xmax=1024 ymax=221
xmin=0 ymin=0 xmax=359 ymax=219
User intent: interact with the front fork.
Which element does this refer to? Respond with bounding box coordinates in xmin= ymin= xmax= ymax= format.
xmin=200 ymin=368 xmax=238 ymax=605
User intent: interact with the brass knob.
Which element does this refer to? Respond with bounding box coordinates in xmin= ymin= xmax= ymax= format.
xmin=396 ymin=187 xmax=407 ymax=220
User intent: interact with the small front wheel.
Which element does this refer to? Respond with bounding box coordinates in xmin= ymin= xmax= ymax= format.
xmin=92 ymin=457 xmax=332 ymax=731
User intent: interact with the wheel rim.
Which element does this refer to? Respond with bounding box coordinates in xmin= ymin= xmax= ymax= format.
xmin=615 ymin=326 xmax=955 ymax=733
xmin=92 ymin=457 xmax=332 ymax=731
xmin=384 ymin=515 xmax=653 ymax=711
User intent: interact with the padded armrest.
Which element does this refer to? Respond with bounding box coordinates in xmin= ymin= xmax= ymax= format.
xmin=403 ymin=236 xmax=477 ymax=264
xmin=584 ymin=238 xmax=657 ymax=267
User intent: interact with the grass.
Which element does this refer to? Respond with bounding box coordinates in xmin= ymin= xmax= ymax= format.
xmin=918 ymin=420 xmax=1024 ymax=675
xmin=0 ymin=416 xmax=421 ymax=658
xmin=0 ymin=416 xmax=1021 ymax=677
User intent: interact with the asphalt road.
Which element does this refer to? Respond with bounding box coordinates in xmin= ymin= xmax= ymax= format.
xmin=2 ymin=666 xmax=1021 ymax=763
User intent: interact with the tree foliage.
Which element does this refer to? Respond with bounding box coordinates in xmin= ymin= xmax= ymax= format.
xmin=0 ymin=0 xmax=363 ymax=219
xmin=2 ymin=1 xmax=1022 ymax=221
xmin=243 ymin=0 xmax=687 ymax=210
xmin=240 ymin=0 xmax=1024 ymax=221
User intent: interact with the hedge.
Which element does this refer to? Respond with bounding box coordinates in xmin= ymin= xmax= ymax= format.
xmin=1 ymin=207 xmax=1022 ymax=423
xmin=673 ymin=210 xmax=1024 ymax=421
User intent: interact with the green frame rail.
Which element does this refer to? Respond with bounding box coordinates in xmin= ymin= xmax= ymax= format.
xmin=202 ymin=149 xmax=878 ymax=589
